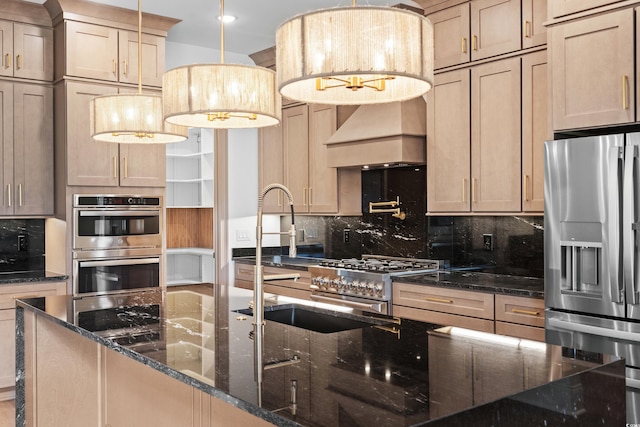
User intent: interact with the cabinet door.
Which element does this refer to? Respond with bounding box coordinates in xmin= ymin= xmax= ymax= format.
xmin=118 ymin=30 xmax=165 ymax=87
xmin=428 ymin=334 xmax=473 ymax=417
xmin=522 ymin=0 xmax=547 ymax=48
xmin=471 ymin=57 xmax=521 ymax=212
xmin=64 ymin=80 xmax=119 ymax=186
xmin=429 ymin=4 xmax=470 ymax=69
xmin=283 ymin=105 xmax=310 ymax=213
xmin=13 ymin=83 xmax=53 ymax=215
xmin=308 ymin=104 xmax=338 ymax=213
xmin=119 ymin=144 xmax=166 ymax=187
xmin=472 ymin=345 xmax=524 ymax=405
xmin=259 ymin=124 xmax=285 ymax=213
xmin=13 ymin=23 xmax=53 ymax=81
xmin=551 ymin=9 xmax=634 ymax=130
xmin=470 ymin=0 xmax=521 ymax=61
xmin=0 ymin=309 xmax=15 ymax=388
xmin=0 ymin=21 xmax=13 ymax=78
xmin=426 ymin=69 xmax=471 ymax=213
xmin=522 ymin=51 xmax=548 ymax=213
xmin=549 ymin=0 xmax=623 ymax=18
xmin=0 ymin=81 xmax=13 ymax=216
xmin=65 ymin=21 xmax=118 ymax=82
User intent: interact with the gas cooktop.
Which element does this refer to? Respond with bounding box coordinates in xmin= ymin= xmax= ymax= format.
xmin=318 ymin=255 xmax=448 ymax=275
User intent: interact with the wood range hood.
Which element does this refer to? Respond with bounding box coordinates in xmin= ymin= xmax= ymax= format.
xmin=325 ymin=97 xmax=426 ymax=168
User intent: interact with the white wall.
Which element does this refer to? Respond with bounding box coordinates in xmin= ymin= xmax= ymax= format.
xmin=165 ymin=41 xmax=254 ymax=69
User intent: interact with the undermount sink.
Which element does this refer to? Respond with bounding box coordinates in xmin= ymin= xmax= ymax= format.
xmin=235 ymin=304 xmax=383 ymax=333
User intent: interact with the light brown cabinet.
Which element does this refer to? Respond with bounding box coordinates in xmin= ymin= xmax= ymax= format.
xmin=549 ymin=0 xmax=623 ymax=19
xmin=57 ymin=80 xmax=165 ymax=187
xmin=495 ymin=294 xmax=545 ymax=341
xmin=427 ymin=57 xmax=521 ymax=213
xmin=0 ymin=20 xmax=53 ymax=81
xmin=234 ymin=262 xmax=313 ymax=301
xmin=522 ymin=0 xmax=548 ymax=49
xmin=0 ymin=81 xmax=53 ymax=216
xmin=551 ymin=8 xmax=634 ymax=130
xmin=428 ymin=0 xmax=523 ymax=69
xmin=61 ymin=20 xmax=165 ymax=87
xmin=0 ymin=281 xmax=65 ymax=390
xmin=258 ymin=123 xmax=285 ymax=213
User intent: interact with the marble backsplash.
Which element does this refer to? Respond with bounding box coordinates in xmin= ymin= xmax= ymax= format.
xmin=0 ymin=219 xmax=45 ymax=273
xmin=282 ymin=214 xmax=544 ymax=278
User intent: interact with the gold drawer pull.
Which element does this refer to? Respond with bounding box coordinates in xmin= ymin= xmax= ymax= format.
xmin=426 ymin=296 xmax=453 ymax=304
xmin=523 ymin=20 xmax=531 ymax=38
xmin=523 ymin=174 xmax=529 ymax=202
xmin=511 ymin=308 xmax=540 ymax=316
xmin=462 ymin=178 xmax=467 ymax=202
xmin=622 ymin=75 xmax=629 ymax=110
xmin=461 ymin=37 xmax=467 ymax=54
xmin=4 ymin=53 xmax=10 ymax=68
xmin=16 ymin=54 xmax=22 ymax=70
xmin=472 ymin=35 xmax=478 ymax=51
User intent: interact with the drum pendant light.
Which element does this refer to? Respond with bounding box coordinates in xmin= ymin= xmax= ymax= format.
xmin=90 ymin=0 xmax=188 ymax=143
xmin=162 ymin=0 xmax=281 ymax=129
xmin=276 ymin=1 xmax=434 ymax=105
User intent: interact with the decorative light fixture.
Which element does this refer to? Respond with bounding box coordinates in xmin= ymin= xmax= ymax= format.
xmin=162 ymin=0 xmax=280 ymax=129
xmin=276 ymin=1 xmax=434 ymax=105
xmin=90 ymin=0 xmax=187 ymax=143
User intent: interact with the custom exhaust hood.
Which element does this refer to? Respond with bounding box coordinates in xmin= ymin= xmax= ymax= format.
xmin=324 ymin=97 xmax=426 ymax=168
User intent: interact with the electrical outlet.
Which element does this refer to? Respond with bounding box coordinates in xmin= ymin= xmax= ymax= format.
xmin=18 ymin=235 xmax=27 ymax=251
xmin=343 ymin=229 xmax=350 ymax=243
xmin=482 ymin=234 xmax=494 ymax=251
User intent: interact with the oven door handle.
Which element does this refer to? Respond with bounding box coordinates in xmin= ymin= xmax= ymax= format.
xmin=309 ymin=293 xmax=385 ymax=313
xmin=79 ymin=258 xmax=160 ymax=268
xmin=78 ymin=211 xmax=159 ymax=217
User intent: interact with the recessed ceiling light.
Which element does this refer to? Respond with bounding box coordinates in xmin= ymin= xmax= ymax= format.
xmin=218 ymin=15 xmax=236 ymax=23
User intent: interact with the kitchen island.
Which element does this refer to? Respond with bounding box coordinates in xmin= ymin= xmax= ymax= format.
xmin=15 ymin=285 xmax=624 ymax=426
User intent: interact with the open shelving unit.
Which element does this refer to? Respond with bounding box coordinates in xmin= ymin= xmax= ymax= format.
xmin=166 ymin=128 xmax=215 ymax=286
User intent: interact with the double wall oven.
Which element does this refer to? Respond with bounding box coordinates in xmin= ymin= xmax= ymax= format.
xmin=72 ymin=195 xmax=162 ymax=298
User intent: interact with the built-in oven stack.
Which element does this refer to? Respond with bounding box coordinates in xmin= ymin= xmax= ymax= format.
xmin=309 ymin=256 xmax=448 ymax=315
xmin=72 ymin=194 xmax=163 ymax=298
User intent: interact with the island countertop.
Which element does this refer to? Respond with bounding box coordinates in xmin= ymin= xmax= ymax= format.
xmin=15 ymin=285 xmax=624 ymax=426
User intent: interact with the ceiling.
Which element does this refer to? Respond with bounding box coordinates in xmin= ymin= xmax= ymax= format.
xmin=28 ymin=0 xmax=422 ymax=57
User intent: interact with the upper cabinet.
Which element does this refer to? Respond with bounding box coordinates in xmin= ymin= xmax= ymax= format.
xmin=0 ymin=81 xmax=53 ymax=216
xmin=550 ymin=8 xmax=635 ymax=130
xmin=62 ymin=21 xmax=165 ymax=87
xmin=549 ymin=0 xmax=624 ymax=19
xmin=429 ymin=0 xmax=526 ymax=69
xmin=0 ymin=20 xmax=53 ymax=81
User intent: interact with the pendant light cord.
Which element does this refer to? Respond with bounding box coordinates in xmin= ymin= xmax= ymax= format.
xmin=220 ymin=0 xmax=225 ymax=64
xmin=138 ymin=0 xmax=142 ymax=94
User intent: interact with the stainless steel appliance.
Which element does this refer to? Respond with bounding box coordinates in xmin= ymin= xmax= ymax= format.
xmin=72 ymin=195 xmax=163 ymax=297
xmin=544 ymin=133 xmax=640 ymax=422
xmin=309 ymin=255 xmax=447 ymax=315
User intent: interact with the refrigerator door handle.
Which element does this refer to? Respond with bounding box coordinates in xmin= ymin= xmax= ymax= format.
xmin=548 ymin=317 xmax=640 ymax=342
xmin=624 ymin=144 xmax=638 ymax=305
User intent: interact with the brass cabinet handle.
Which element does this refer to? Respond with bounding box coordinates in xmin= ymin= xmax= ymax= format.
xmin=113 ymin=156 xmax=117 ymax=178
xmin=472 ymin=35 xmax=478 ymax=51
xmin=523 ymin=174 xmax=529 ymax=202
xmin=462 ymin=178 xmax=467 ymax=202
xmin=6 ymin=184 xmax=10 ymax=207
xmin=18 ymin=184 xmax=22 ymax=207
xmin=511 ymin=308 xmax=540 ymax=316
xmin=4 ymin=53 xmax=10 ymax=69
xmin=622 ymin=75 xmax=629 ymax=110
xmin=425 ymin=296 xmax=453 ymax=304
xmin=16 ymin=54 xmax=21 ymax=70
xmin=123 ymin=60 xmax=127 ymax=76
xmin=523 ymin=20 xmax=531 ymax=38
xmin=461 ymin=37 xmax=467 ymax=54
xmin=303 ymin=187 xmax=308 ymax=206
xmin=471 ymin=178 xmax=477 ymax=203
xmin=112 ymin=59 xmax=117 ymax=74
xmin=309 ymin=187 xmax=313 ymax=206
xmin=124 ymin=156 xmax=128 ymax=178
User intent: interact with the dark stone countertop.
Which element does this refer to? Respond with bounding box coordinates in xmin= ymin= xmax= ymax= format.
xmin=0 ymin=270 xmax=67 ymax=285
xmin=234 ymin=256 xmax=544 ymax=298
xmin=15 ymin=286 xmax=624 ymax=426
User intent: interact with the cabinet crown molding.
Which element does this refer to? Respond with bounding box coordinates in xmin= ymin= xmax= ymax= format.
xmin=0 ymin=0 xmax=52 ymax=27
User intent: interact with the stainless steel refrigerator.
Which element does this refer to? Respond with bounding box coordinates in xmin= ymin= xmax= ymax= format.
xmin=544 ymin=133 xmax=640 ymax=422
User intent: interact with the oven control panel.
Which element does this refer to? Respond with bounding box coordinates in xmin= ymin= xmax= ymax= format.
xmin=311 ymin=275 xmax=387 ymax=299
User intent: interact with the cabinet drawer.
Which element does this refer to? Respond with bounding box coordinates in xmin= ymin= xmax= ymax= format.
xmin=393 ymin=282 xmax=494 ymax=320
xmin=495 ymin=295 xmax=544 ymax=327
xmin=234 ymin=263 xmax=255 ymax=283
xmin=495 ymin=321 xmax=545 ymax=342
xmin=0 ymin=281 xmax=66 ymax=310
xmin=263 ymin=267 xmax=311 ymax=292
xmin=393 ymin=305 xmax=494 ymax=333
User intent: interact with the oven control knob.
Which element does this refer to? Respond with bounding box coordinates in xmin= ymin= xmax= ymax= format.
xmin=366 ymin=282 xmax=375 ymax=295
xmin=375 ymin=284 xmax=384 ymax=296
xmin=330 ymin=278 xmax=341 ymax=292
xmin=349 ymin=280 xmax=359 ymax=293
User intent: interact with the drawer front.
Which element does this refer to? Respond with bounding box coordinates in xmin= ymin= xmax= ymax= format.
xmin=263 ymin=266 xmax=311 ymax=292
xmin=495 ymin=294 xmax=544 ymax=327
xmin=393 ymin=305 xmax=495 ymax=333
xmin=495 ymin=321 xmax=545 ymax=342
xmin=234 ymin=263 xmax=255 ymax=283
xmin=393 ymin=282 xmax=494 ymax=320
xmin=0 ymin=281 xmax=66 ymax=310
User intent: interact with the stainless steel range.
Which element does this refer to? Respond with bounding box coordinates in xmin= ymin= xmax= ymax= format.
xmin=309 ymin=255 xmax=447 ymax=315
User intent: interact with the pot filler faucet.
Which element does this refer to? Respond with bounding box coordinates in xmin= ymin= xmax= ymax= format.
xmin=253 ymin=184 xmax=299 ymax=328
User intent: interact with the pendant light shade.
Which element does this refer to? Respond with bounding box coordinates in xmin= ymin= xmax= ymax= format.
xmin=162 ymin=0 xmax=281 ymax=129
xmin=91 ymin=94 xmax=188 ymax=143
xmin=163 ymin=63 xmax=281 ymax=128
xmin=276 ymin=5 xmax=434 ymax=105
xmin=90 ymin=0 xmax=187 ymax=143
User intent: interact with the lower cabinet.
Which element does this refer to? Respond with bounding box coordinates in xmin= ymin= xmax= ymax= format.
xmin=234 ymin=263 xmax=313 ymax=301
xmin=393 ymin=282 xmax=544 ymax=340
xmin=0 ymin=281 xmax=66 ymax=392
